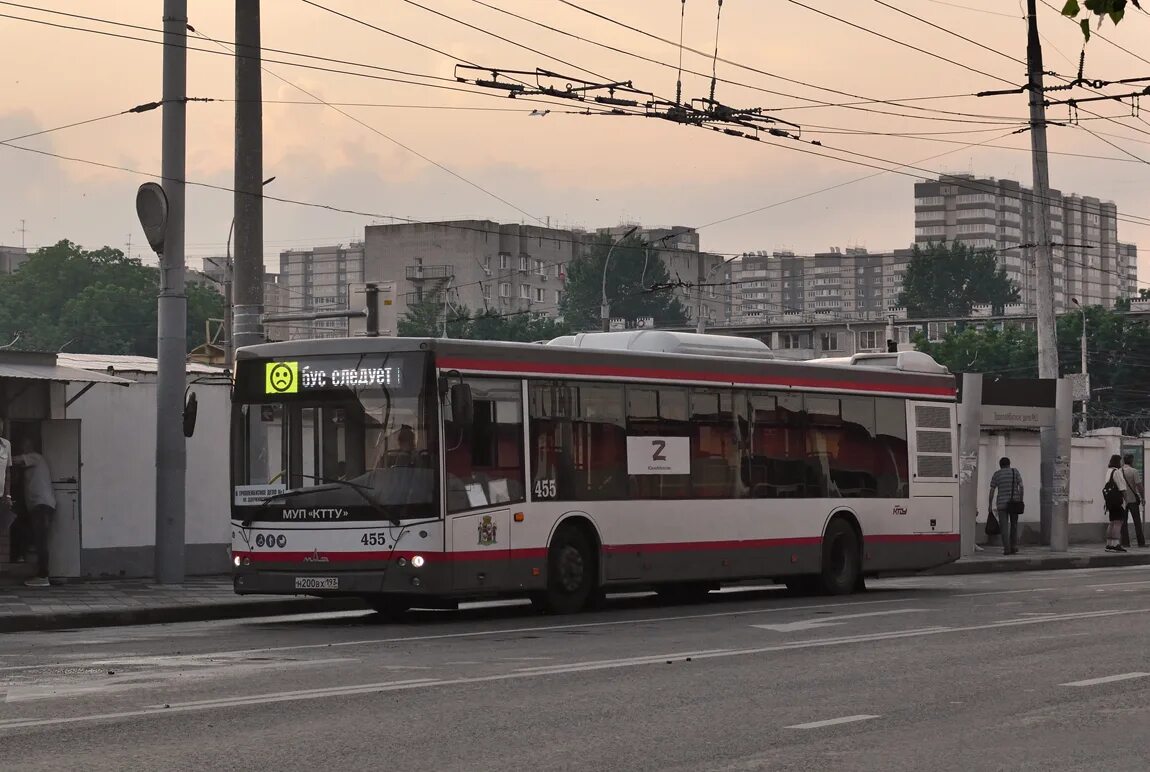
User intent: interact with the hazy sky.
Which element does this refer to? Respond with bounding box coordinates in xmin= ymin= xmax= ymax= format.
xmin=2 ymin=1 xmax=1148 ymax=282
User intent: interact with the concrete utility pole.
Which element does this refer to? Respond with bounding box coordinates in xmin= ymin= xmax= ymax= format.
xmin=155 ymin=0 xmax=188 ymax=583
xmin=233 ymin=0 xmax=264 ymax=354
xmin=958 ymin=373 xmax=983 ymax=559
xmin=1027 ymin=0 xmax=1067 ymax=548
xmin=1027 ymin=0 xmax=1057 ymax=379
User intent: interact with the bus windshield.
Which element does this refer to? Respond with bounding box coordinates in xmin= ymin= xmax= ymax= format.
xmin=231 ymin=351 xmax=439 ymax=522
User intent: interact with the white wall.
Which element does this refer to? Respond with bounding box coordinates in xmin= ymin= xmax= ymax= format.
xmin=974 ymin=428 xmax=1130 ymax=530
xmin=65 ymin=374 xmax=231 ymax=551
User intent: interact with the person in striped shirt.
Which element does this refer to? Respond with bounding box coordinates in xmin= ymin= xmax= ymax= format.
xmin=988 ymin=457 xmax=1024 ymax=556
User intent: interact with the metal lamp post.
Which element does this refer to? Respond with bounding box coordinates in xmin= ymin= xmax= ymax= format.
xmin=600 ymin=225 xmax=639 ymax=332
xmin=1071 ymin=297 xmax=1087 ymax=434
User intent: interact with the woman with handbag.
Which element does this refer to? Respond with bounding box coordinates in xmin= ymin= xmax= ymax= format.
xmin=988 ymin=457 xmax=1025 ymax=555
xmin=1104 ymin=454 xmax=1129 ymax=552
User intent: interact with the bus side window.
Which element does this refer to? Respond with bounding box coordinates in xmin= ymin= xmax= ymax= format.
xmin=445 ymin=378 xmax=526 ymax=512
xmin=528 ymin=381 xmax=626 ymax=501
xmin=874 ymin=398 xmax=910 ymax=498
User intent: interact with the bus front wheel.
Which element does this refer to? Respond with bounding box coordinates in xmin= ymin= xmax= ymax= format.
xmin=534 ymin=525 xmax=597 ymax=615
xmin=819 ymin=519 xmax=862 ymax=596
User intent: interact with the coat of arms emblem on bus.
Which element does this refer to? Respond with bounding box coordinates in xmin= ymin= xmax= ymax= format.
xmin=478 ymin=515 xmax=498 ymax=546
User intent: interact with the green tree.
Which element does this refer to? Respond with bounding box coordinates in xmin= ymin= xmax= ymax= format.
xmin=916 ymin=305 xmax=1150 ymax=433
xmin=898 ymin=241 xmax=1020 ymax=319
xmin=398 ymin=297 xmax=570 ymax=342
xmin=1061 ymin=0 xmax=1141 ymax=40
xmin=0 ymin=240 xmax=223 ymax=355
xmin=559 ymin=235 xmax=689 ymax=331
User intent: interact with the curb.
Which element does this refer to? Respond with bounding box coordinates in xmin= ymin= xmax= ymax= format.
xmin=1 ymin=597 xmax=366 ymax=634
xmin=927 ymin=551 xmax=1150 ymax=575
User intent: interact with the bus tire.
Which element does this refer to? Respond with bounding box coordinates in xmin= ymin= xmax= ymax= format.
xmin=536 ymin=524 xmax=598 ymax=615
xmin=819 ymin=518 xmax=862 ymax=596
xmin=364 ymin=595 xmax=410 ymax=619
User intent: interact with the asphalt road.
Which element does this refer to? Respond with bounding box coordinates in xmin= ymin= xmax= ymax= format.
xmin=2 ymin=568 xmax=1150 ymax=772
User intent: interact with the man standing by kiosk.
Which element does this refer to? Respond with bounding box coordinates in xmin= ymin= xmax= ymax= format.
xmin=13 ymin=437 xmax=55 ymax=587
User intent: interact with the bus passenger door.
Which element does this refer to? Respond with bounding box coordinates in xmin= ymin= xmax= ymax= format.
xmin=450 ymin=509 xmax=511 ymax=591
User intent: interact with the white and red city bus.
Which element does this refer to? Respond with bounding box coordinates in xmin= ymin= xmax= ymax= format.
xmin=230 ymin=331 xmax=959 ymax=615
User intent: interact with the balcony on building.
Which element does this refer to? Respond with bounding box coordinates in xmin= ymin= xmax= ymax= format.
xmin=405 ymin=264 xmax=455 ymax=281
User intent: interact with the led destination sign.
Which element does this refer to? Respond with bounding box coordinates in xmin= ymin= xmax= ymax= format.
xmin=265 ymin=361 xmax=403 ymax=395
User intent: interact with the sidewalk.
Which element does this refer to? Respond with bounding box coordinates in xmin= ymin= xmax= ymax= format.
xmin=927 ymin=544 xmax=1150 ymax=575
xmin=4 ymin=548 xmax=1150 ymax=634
xmin=0 ymin=577 xmax=363 ymax=634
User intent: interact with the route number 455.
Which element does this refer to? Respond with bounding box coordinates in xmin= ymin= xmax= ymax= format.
xmin=534 ymin=479 xmax=557 ymax=499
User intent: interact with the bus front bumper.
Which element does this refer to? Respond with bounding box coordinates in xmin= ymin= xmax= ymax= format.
xmin=233 ymin=563 xmax=452 ymax=596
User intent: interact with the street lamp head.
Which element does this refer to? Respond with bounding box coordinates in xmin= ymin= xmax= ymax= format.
xmin=1071 ymin=297 xmax=1081 ymax=307
xmin=135 ymin=182 xmax=169 ymax=255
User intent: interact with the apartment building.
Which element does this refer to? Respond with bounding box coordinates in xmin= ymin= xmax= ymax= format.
xmin=276 ymin=243 xmax=366 ymax=339
xmin=732 ymin=247 xmax=914 ymax=324
xmin=914 ymin=174 xmax=1137 ymax=310
xmin=362 ymin=221 xmax=573 ymax=325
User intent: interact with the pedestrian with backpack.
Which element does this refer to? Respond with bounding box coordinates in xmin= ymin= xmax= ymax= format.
xmin=988 ymin=457 xmax=1025 ymax=555
xmin=1103 ymin=454 xmax=1129 ymax=552
xmin=1120 ymin=454 xmax=1146 ymax=548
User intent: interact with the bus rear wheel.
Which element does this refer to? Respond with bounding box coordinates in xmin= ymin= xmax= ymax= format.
xmin=534 ymin=525 xmax=597 ymax=615
xmin=819 ymin=519 xmax=862 ymax=596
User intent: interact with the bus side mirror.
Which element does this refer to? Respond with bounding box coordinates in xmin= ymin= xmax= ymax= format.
xmin=183 ymin=391 xmax=199 ymax=438
xmin=450 ymin=384 xmax=474 ymax=425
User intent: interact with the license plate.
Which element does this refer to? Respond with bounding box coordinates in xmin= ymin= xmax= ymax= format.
xmin=294 ymin=577 xmax=338 ymax=590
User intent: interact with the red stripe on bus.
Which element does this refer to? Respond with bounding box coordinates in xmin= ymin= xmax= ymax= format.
xmin=233 ymin=534 xmax=955 ymax=564
xmin=865 ymin=533 xmax=959 ymax=544
xmin=437 ymin=356 xmax=955 ymax=397
xmin=233 ymin=548 xmax=547 ymax=564
xmin=604 ymin=536 xmax=822 ymax=553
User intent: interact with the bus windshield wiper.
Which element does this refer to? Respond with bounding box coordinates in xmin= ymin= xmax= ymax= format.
xmin=259 ymin=475 xmax=370 ymax=503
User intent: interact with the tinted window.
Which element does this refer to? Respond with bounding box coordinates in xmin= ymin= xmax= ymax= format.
xmin=690 ymin=389 xmax=744 ymax=499
xmin=874 ymin=398 xmax=910 ymax=497
xmin=529 ymin=381 xmax=626 ymax=501
xmin=626 ymin=386 xmax=690 ymax=499
xmin=748 ymin=392 xmax=810 ymax=498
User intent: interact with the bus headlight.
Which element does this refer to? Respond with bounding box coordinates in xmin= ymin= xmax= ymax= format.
xmin=233 ymin=555 xmax=242 ymax=567
xmin=411 ymin=555 xmax=425 ymax=568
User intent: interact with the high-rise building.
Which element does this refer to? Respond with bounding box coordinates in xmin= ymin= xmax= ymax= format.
xmin=731 ymin=248 xmax=914 ymax=324
xmin=914 ymin=174 xmax=1137 ymax=310
xmin=277 ymin=243 xmax=366 ymax=338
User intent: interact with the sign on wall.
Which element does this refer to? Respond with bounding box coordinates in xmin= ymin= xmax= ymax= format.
xmin=626 ymin=436 xmax=690 ymax=475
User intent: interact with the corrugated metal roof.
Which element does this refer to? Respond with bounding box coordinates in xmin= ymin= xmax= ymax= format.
xmin=58 ymin=353 xmax=225 ymax=375
xmin=0 ymin=360 xmax=132 ymax=385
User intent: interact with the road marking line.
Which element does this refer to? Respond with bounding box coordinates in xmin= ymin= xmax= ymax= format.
xmin=514 ymin=649 xmax=729 ymax=673
xmin=1086 ymin=580 xmax=1150 ymax=589
xmin=77 ymin=597 xmax=914 ymax=663
xmin=1 ymin=608 xmax=1146 ymax=733
xmin=751 ymin=608 xmax=926 ymax=633
xmin=1060 ymin=672 xmax=1150 ymax=687
xmin=786 ymin=715 xmax=880 ymax=730
xmin=953 ymin=588 xmax=1054 ymax=598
